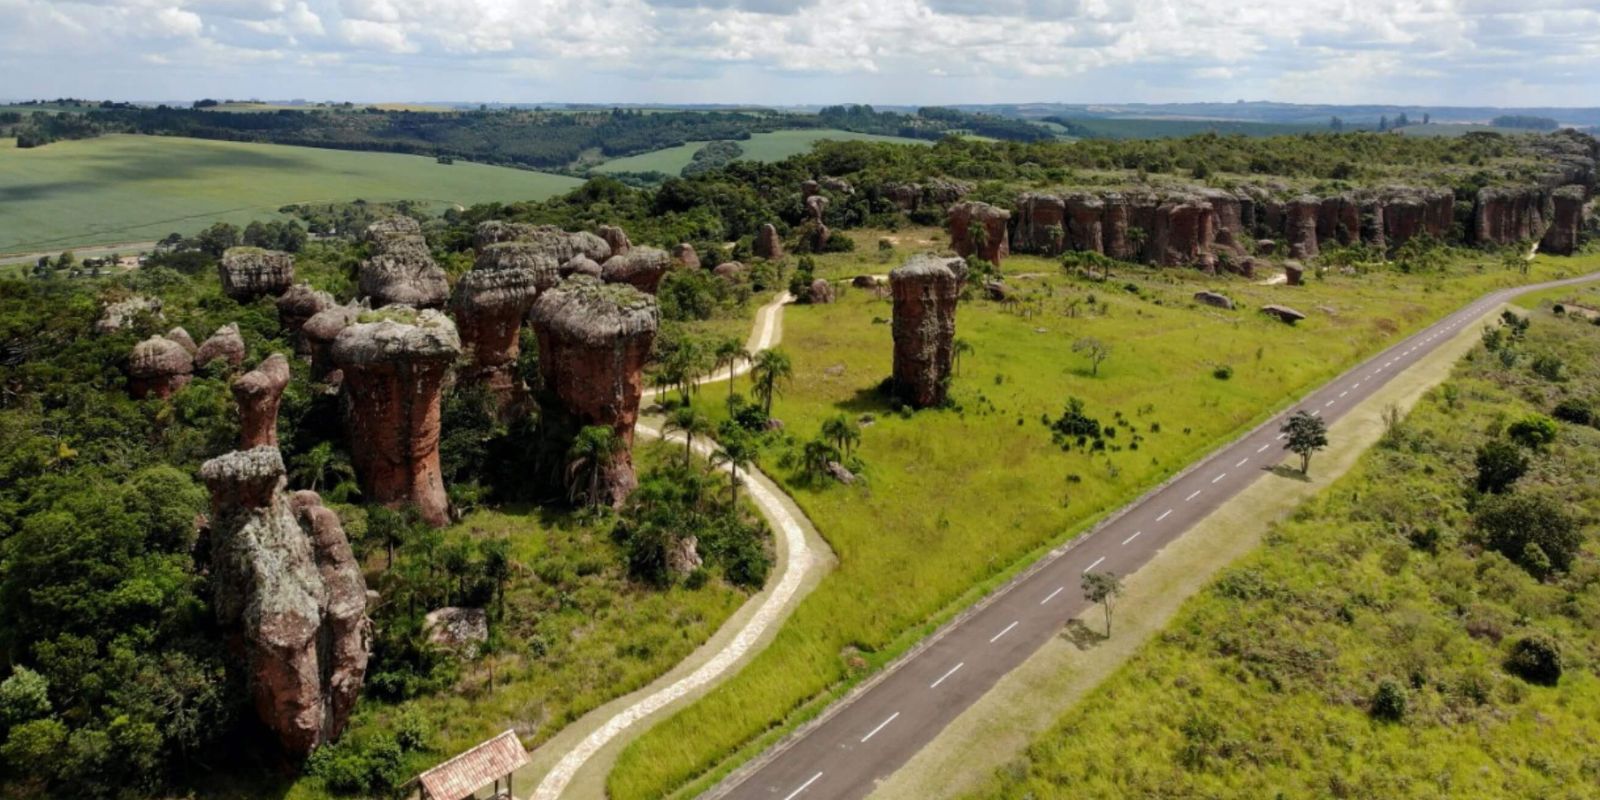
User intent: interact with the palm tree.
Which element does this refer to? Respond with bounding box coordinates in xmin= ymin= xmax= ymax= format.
xmin=821 ymin=414 xmax=860 ymax=458
xmin=711 ymin=434 xmax=759 ymax=510
xmin=952 ymin=338 xmax=974 ymax=376
xmin=714 ymin=337 xmax=750 ymax=405
xmin=801 ymin=437 xmax=840 ymax=482
xmin=664 ymin=406 xmax=713 ymax=460
xmin=750 ymin=348 xmax=793 ymax=418
xmin=288 ymin=441 xmax=354 ymax=492
xmin=566 ymin=425 xmax=625 ymax=508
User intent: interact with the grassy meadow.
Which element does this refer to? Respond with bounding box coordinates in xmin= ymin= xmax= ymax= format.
xmin=607 ymin=239 xmax=1600 ymax=799
xmin=968 ymin=295 xmax=1600 ymax=799
xmin=0 ymin=134 xmax=581 ymax=254
xmin=592 ymin=129 xmax=929 ymax=175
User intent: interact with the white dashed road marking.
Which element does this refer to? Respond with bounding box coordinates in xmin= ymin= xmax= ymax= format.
xmin=860 ymin=712 xmax=899 ymax=743
xmin=1156 ymin=509 xmax=1172 ymax=521
xmin=1212 ymin=473 xmax=1226 ymax=484
xmin=929 ymin=663 xmax=964 ymax=689
xmin=1257 ymin=444 xmax=1271 ymax=453
xmin=1122 ymin=530 xmax=1143 ymax=545
xmin=1039 ymin=587 xmax=1064 ymax=605
xmin=783 ymin=772 xmax=824 ymax=800
xmin=1235 ymin=458 xmax=1249 ymax=468
xmin=1185 ymin=490 xmax=1202 ymax=501
xmin=1084 ymin=556 xmax=1106 ymax=573
xmin=990 ymin=621 xmax=1019 ymax=643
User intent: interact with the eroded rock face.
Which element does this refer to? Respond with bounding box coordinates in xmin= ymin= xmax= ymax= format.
xmin=277 ymin=284 xmax=335 ymax=355
xmin=1542 ymin=185 xmax=1588 ymax=256
xmin=302 ymin=304 xmax=361 ymax=382
xmin=1011 ymin=193 xmax=1067 ymax=255
xmin=167 ymin=327 xmax=198 ymax=356
xmin=1474 ymin=186 xmax=1554 ymax=246
xmin=1152 ymin=197 xmax=1216 ymax=267
xmin=560 ymin=255 xmax=602 ymax=279
xmin=1286 ymin=196 xmax=1321 ymax=260
xmin=672 ymin=243 xmax=700 ymax=270
xmin=713 ymin=261 xmax=747 ymax=282
xmin=601 ymin=247 xmax=671 ymax=294
xmin=199 ymin=448 xmax=369 ymax=760
xmin=666 ymin=535 xmax=702 ymax=577
xmin=754 ymin=224 xmax=784 ymax=260
xmin=97 ymin=295 xmax=164 ymax=335
xmin=220 ymin=248 xmax=295 ymax=301
xmin=451 ymin=253 xmax=542 ymax=413
xmin=528 ymin=276 xmax=659 ymax=507
xmin=882 ymin=179 xmax=972 ymax=212
xmin=475 ymin=221 xmax=611 ymax=263
xmin=233 ymin=354 xmax=291 ymax=449
xmin=1284 ymin=261 xmax=1306 ymax=286
xmin=598 ymin=225 xmax=632 ymax=257
xmin=807 ymin=278 xmax=835 ymax=304
xmin=359 ymin=218 xmax=449 ymax=309
xmin=331 ymin=309 xmax=461 ymax=527
xmin=889 ymin=254 xmax=966 ymax=409
xmin=196 ymin=323 xmax=247 ymax=370
xmin=128 ymin=335 xmax=194 ymax=399
xmin=948 ymin=201 xmax=1010 ymax=266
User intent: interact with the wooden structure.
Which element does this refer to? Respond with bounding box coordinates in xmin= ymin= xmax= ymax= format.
xmin=415 ymin=729 xmax=528 ymax=800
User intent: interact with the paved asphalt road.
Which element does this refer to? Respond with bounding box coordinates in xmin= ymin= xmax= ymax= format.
xmin=717 ymin=273 xmax=1600 ymax=800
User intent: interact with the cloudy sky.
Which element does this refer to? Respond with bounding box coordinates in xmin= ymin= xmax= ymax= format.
xmin=2 ymin=0 xmax=1597 ymax=106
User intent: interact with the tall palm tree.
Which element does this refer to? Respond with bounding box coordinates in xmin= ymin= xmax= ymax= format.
xmin=664 ymin=406 xmax=713 ymax=460
xmin=714 ymin=337 xmax=750 ymax=405
xmin=801 ymin=437 xmax=840 ymax=482
xmin=821 ymin=414 xmax=860 ymax=458
xmin=711 ymin=435 xmax=759 ymax=510
xmin=566 ymin=425 xmax=624 ymax=508
xmin=952 ymin=338 xmax=974 ymax=376
xmin=750 ymin=348 xmax=793 ymax=418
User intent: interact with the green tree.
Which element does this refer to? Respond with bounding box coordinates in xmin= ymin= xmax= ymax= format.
xmin=289 ymin=440 xmax=355 ymax=492
xmin=665 ymin=406 xmax=713 ymax=460
xmin=750 ymin=348 xmax=793 ymax=417
xmin=1370 ymin=678 xmax=1408 ymax=721
xmin=1072 ymin=336 xmax=1112 ymax=377
xmin=1475 ymin=491 xmax=1580 ymax=575
xmin=0 ymin=667 xmax=51 ymax=727
xmin=821 ymin=414 xmax=860 ymax=458
xmin=952 ymin=337 xmax=974 ymax=376
xmin=1506 ymin=635 xmax=1563 ymax=685
xmin=1474 ymin=439 xmax=1528 ymax=494
xmin=1281 ymin=410 xmax=1329 ymax=475
xmin=1081 ymin=570 xmax=1123 ymax=636
xmin=480 ymin=538 xmax=512 ymax=618
xmin=714 ymin=337 xmax=750 ymax=407
xmin=566 ymin=425 xmax=625 ymax=509
xmin=367 ymin=505 xmax=416 ymax=570
xmin=800 ymin=437 xmax=841 ymax=482
xmin=1507 ymin=413 xmax=1558 ymax=449
xmin=711 ymin=433 xmax=759 ymax=510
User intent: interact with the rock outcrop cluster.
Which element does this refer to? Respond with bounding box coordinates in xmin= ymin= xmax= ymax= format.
xmin=219 ymin=248 xmax=295 ymax=301
xmin=331 ymin=309 xmax=461 ymax=527
xmin=598 ymin=225 xmax=631 ymax=256
xmin=474 ymin=221 xmax=611 ymax=264
xmin=948 ymin=201 xmax=1010 ymax=266
xmin=128 ymin=335 xmax=194 ymax=399
xmin=199 ymin=446 xmax=369 ymax=759
xmin=528 ymin=276 xmax=660 ymax=507
xmin=889 ymin=255 xmax=967 ymax=409
xmin=277 ymin=284 xmax=335 ymax=355
xmin=884 ymin=179 xmax=973 ymax=213
xmin=233 ymin=354 xmax=291 ymax=449
xmin=359 ymin=217 xmax=449 ymax=309
xmin=1543 ymin=185 xmax=1588 ymax=255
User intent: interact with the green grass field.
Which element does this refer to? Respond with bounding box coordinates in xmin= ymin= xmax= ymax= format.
xmin=592 ymin=129 xmax=929 ymax=175
xmin=969 ymin=300 xmax=1600 ymax=799
xmin=0 ymin=134 xmax=581 ymax=254
xmin=607 ymin=243 xmax=1598 ymax=799
xmin=1056 ymin=117 xmax=1330 ymax=139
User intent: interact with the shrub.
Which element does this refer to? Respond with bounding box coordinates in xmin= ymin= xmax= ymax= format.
xmin=1506 ymin=635 xmax=1563 ymax=685
xmin=1473 ymin=439 xmax=1528 ymax=494
xmin=0 ymin=667 xmax=51 ymax=728
xmin=1370 ymin=678 xmax=1408 ymax=721
xmin=1475 ymin=492 xmax=1581 ymax=574
xmin=1507 ymin=414 xmax=1558 ymax=449
xmin=1212 ymin=364 xmax=1234 ymax=380
xmin=1530 ymin=353 xmax=1565 ymax=382
xmin=1551 ymin=397 xmax=1592 ymax=426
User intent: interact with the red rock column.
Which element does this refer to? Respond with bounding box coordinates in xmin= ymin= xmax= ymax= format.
xmin=890 ymin=255 xmax=967 ymax=409
xmin=1065 ymin=194 xmax=1105 ymax=254
xmin=528 ymin=276 xmax=660 ymax=508
xmin=220 ymin=247 xmax=295 ymax=301
xmin=303 ymin=304 xmax=360 ymax=383
xmin=277 ymin=284 xmax=334 ymax=355
xmin=754 ymin=223 xmax=784 ymax=260
xmin=128 ymin=335 xmax=194 ymax=399
xmin=1542 ymin=185 xmax=1587 ymax=255
xmin=947 ymin=201 xmax=1010 ymax=267
xmin=451 ymin=261 xmax=541 ymax=415
xmin=1287 ymin=195 xmax=1321 ymax=259
xmin=1012 ymin=193 xmax=1067 ymax=255
xmin=232 ymin=354 xmax=291 ymax=449
xmin=331 ymin=309 xmax=461 ymax=527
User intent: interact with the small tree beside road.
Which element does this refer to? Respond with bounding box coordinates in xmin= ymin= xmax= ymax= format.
xmin=1282 ymin=410 xmax=1329 ymax=476
xmin=1082 ymin=570 xmax=1123 ymax=637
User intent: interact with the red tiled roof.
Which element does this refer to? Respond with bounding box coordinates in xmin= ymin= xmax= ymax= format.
xmin=418 ymin=729 xmax=528 ymax=800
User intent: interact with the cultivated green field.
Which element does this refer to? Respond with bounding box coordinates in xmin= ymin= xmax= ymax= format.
xmin=970 ymin=295 xmax=1600 ymax=800
xmin=0 ymin=134 xmax=581 ymax=254
xmin=609 ymin=241 xmax=1595 ymax=799
xmin=593 ymin=129 xmax=929 ymax=175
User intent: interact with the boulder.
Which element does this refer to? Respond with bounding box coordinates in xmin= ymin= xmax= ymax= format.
xmin=423 ymin=607 xmax=489 ymax=656
xmin=1260 ymin=304 xmax=1307 ymax=324
xmin=195 ymin=323 xmax=246 ymax=370
xmin=754 ymin=223 xmax=784 ymax=260
xmin=128 ymin=335 xmax=194 ymax=399
xmin=219 ymin=248 xmax=295 ymax=301
xmin=597 ymin=225 xmax=631 ymax=257
xmin=713 ymin=261 xmax=748 ymax=282
xmin=1193 ymin=291 xmax=1235 ymax=310
xmin=167 ymin=326 xmax=198 ymax=355
xmin=808 ymin=278 xmax=835 ymax=304
xmin=601 ymin=247 xmax=671 ymax=294
xmin=1541 ymin=185 xmax=1587 ymax=256
xmin=801 ymin=179 xmax=821 ymax=197
xmin=672 ymin=243 xmax=701 ymax=270
xmin=666 ymin=535 xmax=702 ymax=577
xmin=889 ymin=254 xmax=967 ymax=408
xmin=276 ymin=284 xmax=335 ymax=355
xmin=852 ymin=275 xmax=881 ymax=289
xmin=820 ymin=176 xmax=853 ymax=194
xmin=528 ymin=277 xmax=659 ymax=508
xmin=232 ymin=354 xmax=291 ymax=449
xmin=199 ymin=448 xmax=369 ymax=759
xmin=825 ymin=461 xmax=856 ymax=485
xmin=1254 ymin=239 xmax=1277 ymax=255
xmin=96 ymin=295 xmax=163 ymax=334
xmin=947 ymin=201 xmax=1010 ymax=267
xmin=302 ymin=304 xmax=361 ymax=382
xmin=984 ymin=280 xmax=1013 ymax=301
xmin=1284 ymin=261 xmax=1305 ymax=286
xmin=358 ymin=239 xmax=449 ymax=310
xmin=1229 ymin=256 xmax=1257 ymax=279
xmin=331 ymin=308 xmax=462 ymax=527
xmin=560 ymin=255 xmax=603 ymax=279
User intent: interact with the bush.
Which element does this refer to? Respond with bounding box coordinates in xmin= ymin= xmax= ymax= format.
xmin=1551 ymin=397 xmax=1592 ymax=426
xmin=1475 ymin=491 xmax=1581 ymax=574
xmin=1212 ymin=364 xmax=1233 ymax=380
xmin=1507 ymin=414 xmax=1558 ymax=448
xmin=0 ymin=667 xmax=51 ymax=728
xmin=1473 ymin=439 xmax=1528 ymax=494
xmin=1506 ymin=635 xmax=1563 ymax=685
xmin=306 ymin=735 xmax=407 ymax=795
xmin=1370 ymin=678 xmax=1408 ymax=721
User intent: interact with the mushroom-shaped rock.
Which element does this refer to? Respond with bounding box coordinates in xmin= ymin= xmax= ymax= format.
xmin=602 ymin=247 xmax=671 ymax=294
xmin=889 ymin=255 xmax=967 ymax=409
xmin=219 ymin=247 xmax=295 ymax=301
xmin=713 ymin=261 xmax=748 ymax=282
xmin=560 ymin=255 xmax=603 ymax=279
xmin=805 ymin=194 xmax=829 ymax=224
xmin=451 ymin=266 xmax=540 ymax=413
xmin=528 ymin=276 xmax=660 ymax=508
xmin=671 ymin=243 xmax=700 ymax=270
xmin=802 ymin=179 xmax=821 ymax=197
xmin=1284 ymin=261 xmax=1305 ymax=287
xmin=358 ymin=246 xmax=449 ymax=310
xmin=476 ymin=242 xmax=561 ymax=292
xmin=984 ymin=280 xmax=1013 ymax=301
xmin=1193 ymin=291 xmax=1235 ymax=310
xmin=363 ymin=215 xmax=425 ymax=245
xmin=167 ymin=326 xmax=198 ymax=355
xmin=948 ymin=201 xmax=1010 ymax=267
xmin=128 ymin=335 xmax=194 ymax=399
xmin=303 ymin=304 xmax=361 ymax=382
xmin=196 ymin=323 xmax=246 ymax=370
xmin=199 ymin=448 xmax=370 ymax=759
xmin=97 ymin=295 xmax=164 ymax=334
xmin=598 ymin=225 xmax=632 ymax=257
xmin=232 ymin=354 xmax=291 ymax=449
xmin=1260 ymin=304 xmax=1307 ymax=325
xmin=331 ymin=309 xmax=461 ymax=527
xmin=276 ymin=284 xmax=335 ymax=355
xmin=753 ymin=224 xmax=783 ymax=260
xmin=473 ymin=220 xmax=537 ymax=248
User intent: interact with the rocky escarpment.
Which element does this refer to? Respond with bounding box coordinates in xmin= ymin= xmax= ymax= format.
xmin=233 ymin=354 xmax=291 ymax=449
xmin=128 ymin=335 xmax=194 ymax=399
xmin=451 ymin=248 xmax=546 ymax=414
xmin=528 ymin=276 xmax=660 ymax=508
xmin=882 ymin=178 xmax=973 ymax=213
xmin=277 ymin=284 xmax=335 ymax=355
xmin=219 ymin=248 xmax=295 ymax=301
xmin=199 ymin=447 xmax=369 ymax=760
xmin=359 ymin=217 xmax=449 ymax=309
xmin=331 ymin=309 xmax=461 ymax=527
xmin=948 ymin=201 xmax=1010 ymax=267
xmin=890 ymin=254 xmax=966 ymax=409
xmin=1542 ymin=185 xmax=1588 ymax=255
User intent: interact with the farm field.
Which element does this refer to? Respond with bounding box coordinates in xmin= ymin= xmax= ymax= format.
xmin=608 ymin=243 xmax=1596 ymax=799
xmin=593 ymin=129 xmax=929 ymax=175
xmin=969 ymin=294 xmax=1600 ymax=800
xmin=0 ymin=134 xmax=581 ymax=254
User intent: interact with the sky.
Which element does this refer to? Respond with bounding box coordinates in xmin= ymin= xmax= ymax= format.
xmin=3 ymin=0 xmax=1599 ymax=107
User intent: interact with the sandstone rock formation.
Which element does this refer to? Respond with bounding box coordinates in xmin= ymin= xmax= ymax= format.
xmin=560 ymin=255 xmax=602 ymax=279
xmin=601 ymin=247 xmax=671 ymax=294
xmin=984 ymin=280 xmax=1012 ymax=301
xmin=528 ymin=276 xmax=660 ymax=507
xmin=96 ymin=295 xmax=163 ymax=334
xmin=199 ymin=447 xmax=369 ymax=759
xmin=1194 ymin=291 xmax=1235 ymax=310
xmin=1284 ymin=261 xmax=1305 ymax=286
xmin=302 ymin=304 xmax=361 ymax=382
xmin=672 ymin=243 xmax=700 ymax=270
xmin=1261 ymin=304 xmax=1307 ymax=324
xmin=1474 ymin=186 xmax=1553 ymax=246
xmin=807 ymin=278 xmax=835 ymax=305
xmin=948 ymin=201 xmax=1010 ymax=266
xmin=196 ymin=323 xmax=246 ymax=370
xmin=889 ymin=254 xmax=967 ymax=409
xmin=167 ymin=326 xmax=198 ymax=355
xmin=1541 ymin=185 xmax=1588 ymax=255
xmin=754 ymin=223 xmax=784 ymax=260
xmin=331 ymin=309 xmax=461 ymax=527
xmin=474 ymin=221 xmax=611 ymax=264
xmin=803 ymin=195 xmax=831 ymax=250
xmin=359 ymin=217 xmax=449 ymax=309
xmin=452 ymin=253 xmax=542 ymax=413
xmin=473 ymin=243 xmax=561 ymax=292
xmin=277 ymin=284 xmax=335 ymax=355
xmin=220 ymin=248 xmax=295 ymax=301
xmin=667 ymin=536 xmax=702 ymax=577
xmin=233 ymin=354 xmax=291 ymax=449
xmin=713 ymin=261 xmax=747 ymax=282
xmin=883 ymin=179 xmax=972 ymax=212
xmin=598 ymin=225 xmax=631 ymax=257
xmin=128 ymin=335 xmax=194 ymax=399
xmin=1286 ymin=196 xmax=1321 ymax=260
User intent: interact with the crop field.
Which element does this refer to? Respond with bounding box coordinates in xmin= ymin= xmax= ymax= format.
xmin=970 ymin=297 xmax=1600 ymax=799
xmin=1056 ymin=117 xmax=1330 ymax=139
xmin=0 ymin=134 xmax=581 ymax=254
xmin=593 ymin=129 xmax=929 ymax=175
xmin=608 ymin=242 xmax=1597 ymax=799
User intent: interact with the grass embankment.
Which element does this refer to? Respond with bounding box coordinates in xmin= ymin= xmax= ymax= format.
xmin=968 ymin=294 xmax=1600 ymax=799
xmin=0 ymin=134 xmax=581 ymax=254
xmin=592 ymin=129 xmax=929 ymax=175
xmin=608 ymin=244 xmax=1598 ymax=799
